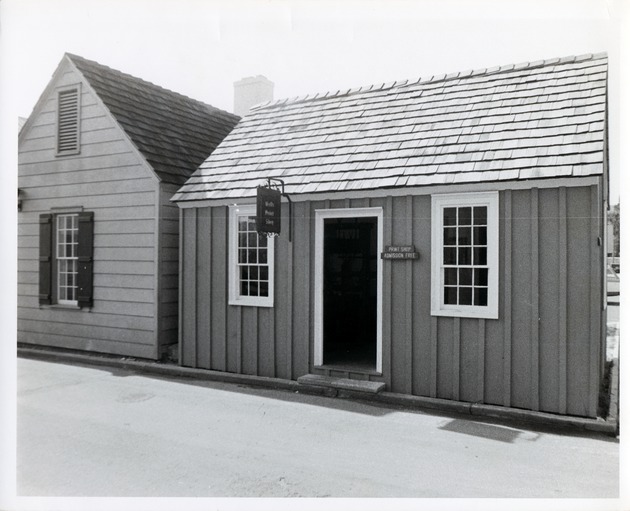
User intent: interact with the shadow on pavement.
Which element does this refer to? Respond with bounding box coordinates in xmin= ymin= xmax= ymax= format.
xmin=439 ymin=419 xmax=542 ymax=443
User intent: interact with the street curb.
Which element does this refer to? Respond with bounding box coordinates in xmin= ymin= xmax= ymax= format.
xmin=17 ymin=346 xmax=324 ymax=395
xmin=18 ymin=346 xmax=618 ymax=436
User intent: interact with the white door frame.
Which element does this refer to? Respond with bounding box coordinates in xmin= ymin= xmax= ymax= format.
xmin=314 ymin=207 xmax=383 ymax=373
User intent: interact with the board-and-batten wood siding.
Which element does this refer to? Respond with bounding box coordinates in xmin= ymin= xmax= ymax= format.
xmin=18 ymin=63 xmax=160 ymax=359
xmin=180 ymin=185 xmax=604 ymax=418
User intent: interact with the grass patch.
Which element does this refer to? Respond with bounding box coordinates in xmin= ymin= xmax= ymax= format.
xmin=597 ymin=360 xmax=613 ymax=419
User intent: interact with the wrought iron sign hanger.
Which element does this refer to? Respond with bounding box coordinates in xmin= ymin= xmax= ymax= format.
xmin=256 ymin=177 xmax=293 ymax=242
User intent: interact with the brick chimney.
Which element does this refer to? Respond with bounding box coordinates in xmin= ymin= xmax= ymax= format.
xmin=233 ymin=75 xmax=274 ymax=117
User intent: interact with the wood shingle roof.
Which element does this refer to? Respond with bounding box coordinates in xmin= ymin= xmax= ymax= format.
xmin=173 ymin=52 xmax=607 ymax=202
xmin=66 ymin=54 xmax=240 ymax=185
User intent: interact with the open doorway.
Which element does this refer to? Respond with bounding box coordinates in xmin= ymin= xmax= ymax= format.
xmin=322 ymin=217 xmax=378 ymax=369
xmin=314 ymin=207 xmax=383 ymax=373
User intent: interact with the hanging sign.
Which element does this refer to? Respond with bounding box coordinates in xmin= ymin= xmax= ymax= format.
xmin=381 ymin=245 xmax=419 ymax=260
xmin=256 ymin=186 xmax=282 ymax=234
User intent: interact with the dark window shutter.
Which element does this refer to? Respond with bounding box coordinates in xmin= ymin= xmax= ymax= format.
xmin=77 ymin=212 xmax=94 ymax=308
xmin=38 ymin=214 xmax=53 ymax=305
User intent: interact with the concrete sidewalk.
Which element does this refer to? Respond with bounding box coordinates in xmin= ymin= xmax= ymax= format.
xmin=18 ymin=343 xmax=618 ymax=436
xmin=17 ymin=356 xmax=619 ymax=498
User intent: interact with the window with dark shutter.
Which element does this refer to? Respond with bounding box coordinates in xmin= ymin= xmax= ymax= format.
xmin=56 ymin=87 xmax=80 ymax=155
xmin=39 ymin=210 xmax=94 ymax=308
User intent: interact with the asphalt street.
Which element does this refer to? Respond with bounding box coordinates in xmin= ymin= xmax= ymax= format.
xmin=17 ymin=357 xmax=619 ymax=498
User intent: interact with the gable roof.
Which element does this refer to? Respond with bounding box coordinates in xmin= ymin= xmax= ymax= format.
xmin=65 ymin=53 xmax=240 ymax=186
xmin=173 ymin=52 xmax=607 ymax=203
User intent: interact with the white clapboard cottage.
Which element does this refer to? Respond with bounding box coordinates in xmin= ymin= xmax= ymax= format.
xmin=173 ymin=53 xmax=609 ymax=418
xmin=18 ymin=54 xmax=239 ymax=359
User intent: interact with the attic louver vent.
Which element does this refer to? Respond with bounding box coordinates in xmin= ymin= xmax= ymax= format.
xmin=57 ymin=88 xmax=80 ymax=154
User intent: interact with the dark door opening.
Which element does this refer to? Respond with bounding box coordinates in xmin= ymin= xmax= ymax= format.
xmin=323 ymin=217 xmax=378 ymax=369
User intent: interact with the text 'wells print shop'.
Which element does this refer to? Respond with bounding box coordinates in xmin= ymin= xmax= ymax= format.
xmin=174 ymin=53 xmax=608 ymax=418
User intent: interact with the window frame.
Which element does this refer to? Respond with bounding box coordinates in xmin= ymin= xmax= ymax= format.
xmin=313 ymin=207 xmax=384 ymax=373
xmin=431 ymin=191 xmax=499 ymax=319
xmin=228 ymin=204 xmax=275 ymax=308
xmin=55 ymin=84 xmax=81 ymax=157
xmin=55 ymin=213 xmax=80 ymax=306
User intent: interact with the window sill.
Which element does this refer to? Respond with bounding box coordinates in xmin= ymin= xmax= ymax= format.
xmin=229 ymin=298 xmax=274 ymax=308
xmin=44 ymin=304 xmax=83 ymax=311
xmin=431 ymin=308 xmax=498 ymax=320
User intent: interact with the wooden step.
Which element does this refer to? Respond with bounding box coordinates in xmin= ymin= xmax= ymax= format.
xmin=297 ymin=374 xmax=385 ymax=394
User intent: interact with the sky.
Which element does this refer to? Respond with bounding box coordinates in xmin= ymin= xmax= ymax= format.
xmin=1 ymin=0 xmax=625 ymax=202
xmin=0 ymin=1 xmax=628 ymax=509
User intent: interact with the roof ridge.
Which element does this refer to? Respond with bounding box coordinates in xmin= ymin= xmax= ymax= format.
xmin=250 ymin=51 xmax=608 ymax=113
xmin=65 ymin=53 xmax=239 ymax=120
xmin=62 ymin=52 xmax=239 ymax=185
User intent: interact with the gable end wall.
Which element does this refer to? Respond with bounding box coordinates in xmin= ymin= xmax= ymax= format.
xmin=18 ymin=61 xmax=160 ymax=359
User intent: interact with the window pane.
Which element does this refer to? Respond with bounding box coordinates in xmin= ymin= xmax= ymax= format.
xmin=248 ymin=233 xmax=257 ymax=247
xmin=238 ymin=249 xmax=247 ymax=264
xmin=239 ymin=233 xmax=247 ymax=247
xmin=473 ymin=226 xmax=487 ymax=245
xmin=474 ymin=287 xmax=488 ymax=306
xmin=241 ymin=281 xmax=249 ymax=296
xmin=458 ymin=226 xmax=471 ymax=245
xmin=250 ymin=266 xmax=259 ymax=280
xmin=260 ymin=266 xmax=268 ymax=281
xmin=238 ymin=218 xmax=248 ymax=232
xmin=445 ymin=286 xmax=457 ymax=304
xmin=240 ymin=267 xmax=249 ymax=281
xmin=444 ymin=227 xmax=457 ymax=246
xmin=458 ymin=247 xmax=471 ymax=265
xmin=259 ymin=235 xmax=268 ymax=249
xmin=458 ymin=207 xmax=472 ymax=225
xmin=444 ymin=268 xmax=457 ymax=285
xmin=459 ymin=268 xmax=472 ymax=286
xmin=444 ymin=247 xmax=457 ymax=265
xmin=474 ymin=247 xmax=487 ymax=265
xmin=259 ymin=281 xmax=269 ymax=297
xmin=259 ymin=248 xmax=268 ymax=264
xmin=250 ymin=281 xmax=259 ymax=297
xmin=248 ymin=249 xmax=258 ymax=264
xmin=459 ymin=287 xmax=473 ymax=305
xmin=444 ymin=207 xmax=457 ymax=226
xmin=473 ymin=206 xmax=487 ymax=225
xmin=58 ymin=261 xmax=67 ymax=285
xmin=475 ymin=268 xmax=488 ymax=286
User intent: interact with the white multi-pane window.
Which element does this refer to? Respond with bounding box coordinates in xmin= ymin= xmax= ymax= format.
xmin=431 ymin=192 xmax=498 ymax=319
xmin=229 ymin=205 xmax=274 ymax=307
xmin=56 ymin=214 xmax=79 ymax=304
